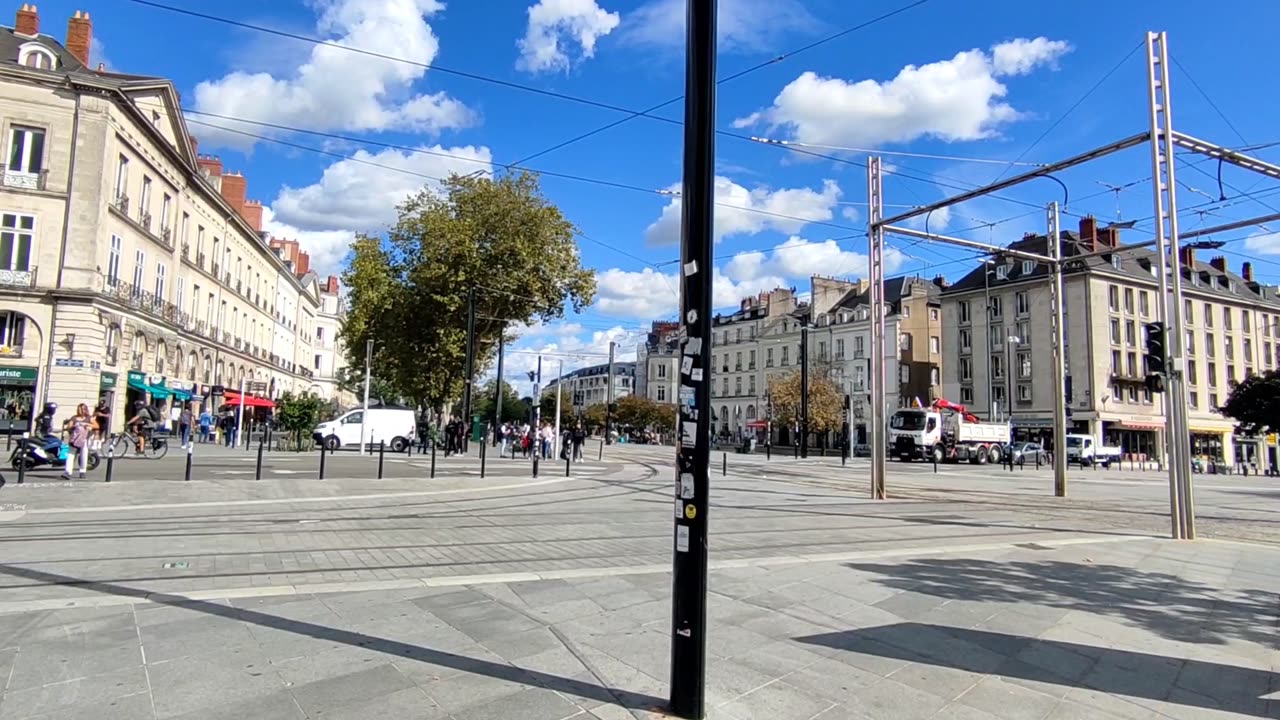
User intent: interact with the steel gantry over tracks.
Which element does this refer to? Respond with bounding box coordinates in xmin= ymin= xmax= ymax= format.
xmin=865 ymin=32 xmax=1280 ymax=540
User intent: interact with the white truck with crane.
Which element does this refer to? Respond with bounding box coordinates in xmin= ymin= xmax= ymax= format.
xmin=889 ymin=399 xmax=1011 ymax=464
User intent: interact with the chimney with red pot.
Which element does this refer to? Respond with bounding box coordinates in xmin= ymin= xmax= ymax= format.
xmin=1242 ymin=262 xmax=1254 ymax=282
xmin=65 ymin=10 xmax=91 ymax=66
xmin=1078 ymin=215 xmax=1099 ymax=252
xmin=1210 ymin=256 xmax=1228 ymax=273
xmin=15 ymin=4 xmax=38 ymax=36
xmin=1179 ymin=247 xmax=1196 ymax=270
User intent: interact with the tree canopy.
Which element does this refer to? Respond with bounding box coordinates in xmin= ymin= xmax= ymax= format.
xmin=274 ymin=391 xmax=326 ymax=451
xmin=767 ymin=369 xmax=843 ymax=433
xmin=1219 ymin=368 xmax=1280 ymax=437
xmin=474 ymin=378 xmax=528 ymax=425
xmin=340 ymin=171 xmax=596 ymax=411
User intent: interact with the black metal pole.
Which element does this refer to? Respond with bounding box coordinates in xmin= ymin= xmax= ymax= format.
xmin=255 ymin=427 xmax=265 ymax=480
xmin=669 ymin=0 xmax=716 ymax=714
xmin=722 ymin=452 xmax=726 ymax=476
xmin=493 ymin=335 xmax=505 ymax=445
xmin=565 ymin=453 xmax=571 ymax=477
xmin=799 ymin=321 xmax=809 ymax=459
xmin=16 ymin=436 xmax=26 ymax=485
xmin=842 ymin=394 xmax=850 ymax=467
xmin=185 ymin=440 xmax=193 ymax=481
xmin=103 ymin=439 xmax=113 ymax=483
xmin=430 ymin=438 xmax=437 ymax=479
xmin=462 ymin=286 xmax=477 ymax=453
xmin=480 ymin=437 xmax=487 ymax=478
xmin=318 ymin=441 xmax=327 ymax=480
xmin=598 ymin=439 xmax=603 ymax=461
xmin=378 ymin=440 xmax=385 ymax=479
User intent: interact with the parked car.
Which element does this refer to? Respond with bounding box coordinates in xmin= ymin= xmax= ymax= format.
xmin=1006 ymin=441 xmax=1049 ymax=466
xmin=313 ymin=406 xmax=417 ymax=452
xmin=853 ymin=443 xmax=872 ymax=457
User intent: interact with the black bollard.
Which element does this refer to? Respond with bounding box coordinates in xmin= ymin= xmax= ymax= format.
xmin=793 ymin=442 xmax=798 ymax=459
xmin=479 ymin=439 xmax=486 ymax=479
xmin=255 ymin=429 xmax=266 ymax=480
xmin=318 ymin=441 xmax=327 ymax=480
xmin=406 ymin=437 xmax=412 ymax=458
xmin=1036 ymin=452 xmax=1041 ymax=470
xmin=378 ymin=440 xmax=386 ymax=480
xmin=598 ymin=440 xmax=603 ymax=462
xmin=185 ymin=441 xmax=194 ymax=481
xmin=766 ymin=442 xmax=770 ymax=461
xmin=16 ymin=436 xmax=26 ymax=485
xmin=565 ymin=454 xmax=571 ymax=477
xmin=722 ymin=452 xmax=726 ymax=476
xmin=104 ymin=440 xmax=114 ymax=483
xmin=533 ymin=452 xmax=539 ymax=478
xmin=430 ymin=440 xmax=436 ymax=479
xmin=933 ymin=449 xmax=938 ymax=474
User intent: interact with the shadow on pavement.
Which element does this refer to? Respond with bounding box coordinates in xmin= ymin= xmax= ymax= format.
xmin=0 ymin=562 xmax=667 ymax=714
xmin=798 ymin=622 xmax=1278 ymax=718
xmin=845 ymin=557 xmax=1278 ymax=647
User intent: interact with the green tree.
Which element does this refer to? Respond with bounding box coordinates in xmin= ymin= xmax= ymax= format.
xmin=580 ymin=403 xmax=607 ymax=433
xmin=341 ymin=171 xmax=596 ymax=412
xmin=474 ymin=379 xmax=527 ymax=425
xmin=274 ymin=391 xmax=326 ymax=451
xmin=767 ymin=369 xmax=843 ymax=434
xmin=334 ymin=365 xmax=400 ymax=407
xmin=1219 ymin=368 xmax=1280 ymax=437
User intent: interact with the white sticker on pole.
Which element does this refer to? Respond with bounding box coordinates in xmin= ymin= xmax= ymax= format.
xmin=683 ymin=261 xmax=698 ymax=276
xmin=691 ymin=369 xmax=702 ymax=382
xmin=683 ymin=338 xmax=701 ymax=355
xmin=675 ymin=496 xmax=683 ymax=518
xmin=680 ymin=473 xmax=694 ymax=499
xmin=681 ymin=356 xmax=693 ymax=375
xmin=676 ymin=525 xmax=690 ymax=552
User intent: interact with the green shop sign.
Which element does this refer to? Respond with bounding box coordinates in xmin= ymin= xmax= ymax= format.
xmin=0 ymin=366 xmax=38 ymax=386
xmin=100 ymin=372 xmax=118 ymax=390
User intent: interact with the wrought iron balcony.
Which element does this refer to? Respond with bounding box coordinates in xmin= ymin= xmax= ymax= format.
xmin=0 ymin=344 xmax=23 ymax=358
xmin=105 ymin=346 xmax=118 ymax=365
xmin=0 ymin=164 xmax=48 ymax=190
xmin=113 ymin=194 xmax=129 ymax=214
xmin=161 ymin=226 xmax=172 ymax=245
xmin=130 ymin=351 xmax=144 ymax=369
xmin=139 ymin=211 xmax=152 ymax=233
xmin=99 ymin=275 xmax=192 ymax=332
xmin=0 ymin=266 xmax=35 ymax=288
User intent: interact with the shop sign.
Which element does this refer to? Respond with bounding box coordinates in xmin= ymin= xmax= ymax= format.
xmin=99 ymin=372 xmax=118 ymax=390
xmin=0 ymin=366 xmax=38 ymax=386
xmin=127 ymin=370 xmax=147 ymax=384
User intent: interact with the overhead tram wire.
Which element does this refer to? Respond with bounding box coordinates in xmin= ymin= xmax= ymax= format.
xmin=179 ymin=115 xmax=867 ymax=241
xmin=988 ymin=41 xmax=1144 ymax=184
xmin=1170 ymin=55 xmax=1249 ymax=146
xmin=506 ymin=0 xmax=933 ymax=167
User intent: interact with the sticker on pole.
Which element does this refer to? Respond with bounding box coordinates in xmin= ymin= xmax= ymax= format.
xmin=676 ymin=525 xmax=690 ymax=552
xmin=679 ymin=473 xmax=694 ymax=499
xmin=684 ymin=503 xmax=697 ymax=520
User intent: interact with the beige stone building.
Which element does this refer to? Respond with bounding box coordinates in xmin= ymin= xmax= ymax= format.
xmin=0 ymin=6 xmax=322 ymax=434
xmin=940 ymin=216 xmax=1280 ymax=469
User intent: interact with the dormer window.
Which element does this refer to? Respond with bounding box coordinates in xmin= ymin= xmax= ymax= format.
xmin=1022 ymin=260 xmax=1035 ymax=275
xmin=17 ymin=44 xmax=56 ymax=71
xmin=995 ymin=265 xmax=1009 ymax=280
xmin=1110 ymin=255 xmax=1122 ymax=270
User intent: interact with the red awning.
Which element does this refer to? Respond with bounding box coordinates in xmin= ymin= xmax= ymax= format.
xmin=222 ymin=390 xmax=275 ymax=409
xmin=745 ymin=420 xmax=768 ymax=429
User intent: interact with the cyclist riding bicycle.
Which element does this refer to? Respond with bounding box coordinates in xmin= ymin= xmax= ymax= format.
xmin=126 ymin=400 xmax=155 ymax=454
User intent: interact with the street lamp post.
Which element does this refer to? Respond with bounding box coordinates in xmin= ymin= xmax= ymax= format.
xmin=360 ymin=339 xmax=372 ymax=456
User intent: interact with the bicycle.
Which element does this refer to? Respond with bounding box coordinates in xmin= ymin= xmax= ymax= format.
xmin=109 ymin=428 xmax=170 ymax=459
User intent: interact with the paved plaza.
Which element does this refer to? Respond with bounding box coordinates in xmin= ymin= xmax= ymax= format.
xmin=0 ymin=445 xmax=1276 ymax=719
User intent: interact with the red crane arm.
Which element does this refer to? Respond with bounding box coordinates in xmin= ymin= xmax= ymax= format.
xmin=931 ymin=398 xmax=980 ymax=423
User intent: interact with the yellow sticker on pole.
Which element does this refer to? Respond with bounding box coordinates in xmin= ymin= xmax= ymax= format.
xmin=684 ymin=504 xmax=697 ymax=519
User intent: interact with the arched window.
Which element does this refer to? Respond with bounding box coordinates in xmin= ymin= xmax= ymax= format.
xmin=202 ymin=355 xmax=212 ymax=384
xmin=154 ymin=340 xmax=167 ymax=374
xmin=17 ymin=44 xmax=56 ymax=70
xmin=746 ymin=405 xmax=757 ymax=421
xmin=0 ymin=311 xmax=27 ymax=353
xmin=131 ymin=333 xmax=146 ymax=369
xmin=187 ymin=352 xmax=198 ymax=381
xmin=215 ymin=360 xmax=224 ymax=384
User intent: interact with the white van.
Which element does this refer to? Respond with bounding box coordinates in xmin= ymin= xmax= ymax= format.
xmin=313 ymin=407 xmax=416 ymax=452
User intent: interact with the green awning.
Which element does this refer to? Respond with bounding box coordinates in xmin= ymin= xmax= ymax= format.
xmin=126 ymin=371 xmax=148 ymax=392
xmin=147 ymin=383 xmax=172 ymax=400
xmin=169 ymin=386 xmax=192 ymax=401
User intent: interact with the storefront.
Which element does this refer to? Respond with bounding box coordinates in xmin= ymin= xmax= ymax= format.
xmin=1107 ymin=421 xmax=1163 ymax=462
xmin=0 ymin=365 xmax=38 ymax=435
xmin=1010 ymin=417 xmax=1053 ymax=447
xmin=1189 ymin=428 xmax=1226 ymax=464
xmin=98 ymin=372 xmax=118 ymax=436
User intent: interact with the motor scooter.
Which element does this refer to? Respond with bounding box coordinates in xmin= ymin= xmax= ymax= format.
xmin=8 ymin=436 xmax=100 ymax=472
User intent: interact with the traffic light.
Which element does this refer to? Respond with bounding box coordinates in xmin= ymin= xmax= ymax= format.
xmin=1144 ymin=321 xmax=1167 ymax=393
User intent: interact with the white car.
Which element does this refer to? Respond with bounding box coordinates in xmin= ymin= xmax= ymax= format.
xmin=313 ymin=407 xmax=416 ymax=452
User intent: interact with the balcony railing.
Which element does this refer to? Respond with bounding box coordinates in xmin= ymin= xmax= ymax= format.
xmin=197 ymin=252 xmax=206 ymax=269
xmin=0 ymin=344 xmax=23 ymax=358
xmin=222 ymin=331 xmax=231 ymax=345
xmin=0 ymin=165 xmax=49 ymax=191
xmin=139 ymin=212 xmax=152 ymax=233
xmin=182 ymin=242 xmax=190 ymax=260
xmin=130 ymin=351 xmax=143 ymax=369
xmin=211 ymin=263 xmax=220 ymax=277
xmin=100 ymin=276 xmax=193 ymax=332
xmin=113 ymin=194 xmax=129 ymax=214
xmin=0 ymin=266 xmax=36 ymax=288
xmin=196 ymin=319 xmax=207 ymax=336
xmin=161 ymin=226 xmax=172 ymax=245
xmin=105 ymin=346 xmax=118 ymax=365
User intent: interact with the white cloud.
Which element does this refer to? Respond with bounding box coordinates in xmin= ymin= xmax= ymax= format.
xmin=270 ymin=144 xmax=493 ymax=232
xmin=517 ymin=0 xmax=620 ymax=73
xmin=192 ymin=0 xmax=473 ymax=150
xmin=1245 ymin=232 xmax=1280 ymax=256
xmin=725 ymin=236 xmax=907 ymax=283
xmin=595 ymin=267 xmax=679 ymax=319
xmin=644 ymin=176 xmax=841 ymax=246
xmin=732 ymin=37 xmax=1071 ymax=149
xmin=499 ymin=325 xmax=645 ymax=395
xmin=261 ymin=206 xmax=355 ymax=277
xmin=622 ymin=0 xmax=817 ymax=53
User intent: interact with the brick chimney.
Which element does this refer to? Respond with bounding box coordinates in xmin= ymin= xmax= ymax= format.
xmin=1210 ymin=256 xmax=1228 ymax=273
xmin=1242 ymin=262 xmax=1254 ymax=282
xmin=219 ymin=171 xmax=247 ymax=215
xmin=65 ymin=9 xmax=91 ymax=66
xmin=241 ymin=199 xmax=263 ymax=232
xmin=295 ymin=251 xmax=310 ymax=276
xmin=15 ymin=4 xmax=38 ymax=36
xmin=196 ymin=153 xmax=222 ymax=179
xmin=1179 ymin=246 xmax=1195 ymax=270
xmin=932 ymin=275 xmax=949 ymax=289
xmin=324 ymin=275 xmax=339 ymax=294
xmin=1078 ymin=215 xmax=1099 ymax=252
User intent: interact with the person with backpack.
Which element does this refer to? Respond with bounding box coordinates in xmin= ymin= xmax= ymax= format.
xmin=126 ymin=401 xmax=157 ymax=454
xmin=177 ymin=403 xmax=193 ymax=449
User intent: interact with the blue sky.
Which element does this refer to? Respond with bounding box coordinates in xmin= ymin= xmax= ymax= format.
xmin=39 ymin=0 xmax=1280 ymax=380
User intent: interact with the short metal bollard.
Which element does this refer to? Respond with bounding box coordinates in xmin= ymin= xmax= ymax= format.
xmin=104 ymin=441 xmax=114 ymax=483
xmin=430 ymin=441 xmax=436 ymax=479
xmin=933 ymin=451 xmax=938 ymax=473
xmin=255 ymin=430 xmax=266 ymax=480
xmin=16 ymin=435 xmax=27 ymax=485
xmin=565 ymin=454 xmax=571 ymax=477
xmin=598 ymin=440 xmax=603 ymax=461
xmin=765 ymin=442 xmax=770 ymax=461
xmin=318 ymin=442 xmax=328 ymax=480
xmin=378 ymin=440 xmax=386 ymax=480
xmin=793 ymin=443 xmax=798 ymax=459
xmin=185 ymin=442 xmax=194 ymax=481
xmin=722 ymin=452 xmax=727 ymax=476
xmin=532 ymin=453 xmax=539 ymax=478
xmin=479 ymin=440 xmax=486 ymax=479
xmin=1036 ymin=452 xmax=1041 ymax=470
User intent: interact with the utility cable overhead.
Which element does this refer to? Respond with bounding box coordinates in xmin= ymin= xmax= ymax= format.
xmin=507 ymin=0 xmax=933 ymax=167
xmin=748 ymin=137 xmax=1047 ymax=166
xmin=1171 ymin=55 xmax=1249 ymax=146
xmin=989 ymin=41 xmax=1144 ymax=184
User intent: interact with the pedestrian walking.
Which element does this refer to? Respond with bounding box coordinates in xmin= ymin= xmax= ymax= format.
xmin=178 ymin=403 xmax=193 ymax=448
xmin=91 ymin=396 xmax=111 ymax=451
xmin=199 ymin=409 xmax=213 ymax=443
xmin=572 ymin=423 xmax=586 ymax=461
xmin=62 ymin=403 xmax=93 ymax=480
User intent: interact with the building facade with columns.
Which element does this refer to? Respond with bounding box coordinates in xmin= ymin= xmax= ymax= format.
xmin=0 ymin=5 xmax=320 ymax=434
xmin=940 ymin=216 xmax=1280 ymax=469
